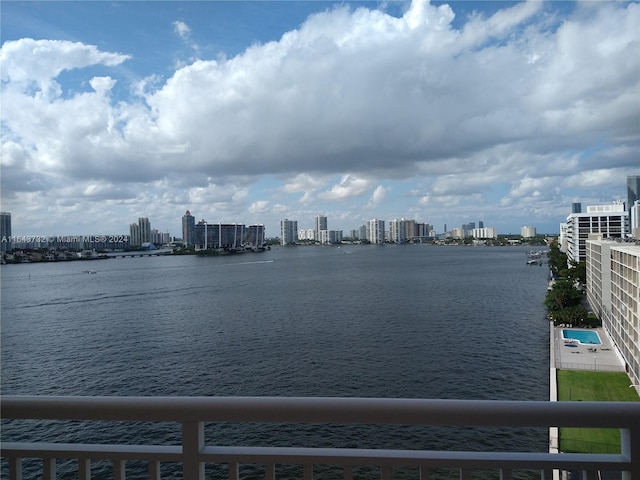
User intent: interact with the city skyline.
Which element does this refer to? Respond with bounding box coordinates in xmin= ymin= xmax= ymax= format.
xmin=1 ymin=1 xmax=638 ymax=237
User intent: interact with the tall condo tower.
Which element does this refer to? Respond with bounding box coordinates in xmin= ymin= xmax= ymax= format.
xmin=138 ymin=218 xmax=151 ymax=244
xmin=280 ymin=219 xmax=298 ymax=245
xmin=315 ymin=215 xmax=327 ymax=242
xmin=182 ymin=210 xmax=195 ymax=246
xmin=628 ymin=175 xmax=640 ymax=233
xmin=1 ymin=211 xmax=11 ymax=252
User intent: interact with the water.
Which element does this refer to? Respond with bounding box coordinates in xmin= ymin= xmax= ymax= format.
xmin=1 ymin=245 xmax=550 ymax=479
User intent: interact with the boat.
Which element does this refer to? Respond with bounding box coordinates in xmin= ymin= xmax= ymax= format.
xmin=83 ymin=270 xmax=97 ymax=274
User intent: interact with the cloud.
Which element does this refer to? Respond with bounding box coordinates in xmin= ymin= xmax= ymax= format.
xmin=318 ymin=174 xmax=371 ymax=201
xmin=1 ymin=0 xmax=638 ymax=235
xmin=173 ymin=21 xmax=191 ymax=39
xmin=368 ymin=185 xmax=388 ymax=208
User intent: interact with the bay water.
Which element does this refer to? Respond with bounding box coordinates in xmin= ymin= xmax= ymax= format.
xmin=1 ymin=244 xmax=550 ymax=479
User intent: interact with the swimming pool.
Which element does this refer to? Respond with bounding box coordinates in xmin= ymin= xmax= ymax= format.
xmin=562 ymin=329 xmax=602 ymax=345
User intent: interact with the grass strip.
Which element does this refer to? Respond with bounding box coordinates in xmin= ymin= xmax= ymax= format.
xmin=557 ymin=370 xmax=639 ymax=453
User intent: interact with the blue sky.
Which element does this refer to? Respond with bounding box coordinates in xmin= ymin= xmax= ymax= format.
xmin=1 ymin=1 xmax=638 ymax=238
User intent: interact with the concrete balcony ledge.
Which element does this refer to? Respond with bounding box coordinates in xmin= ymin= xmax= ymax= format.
xmin=2 ymin=396 xmax=640 ymax=480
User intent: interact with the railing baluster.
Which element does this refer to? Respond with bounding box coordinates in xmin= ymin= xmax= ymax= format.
xmin=149 ymin=460 xmax=161 ymax=480
xmin=418 ymin=465 xmax=429 ymax=480
xmin=182 ymin=421 xmax=204 ymax=480
xmin=621 ymin=426 xmax=639 ymax=480
xmin=265 ymin=463 xmax=276 ymax=480
xmin=227 ymin=462 xmax=239 ymax=480
xmin=78 ymin=458 xmax=91 ymax=480
xmin=459 ymin=467 xmax=472 ymax=480
xmin=380 ymin=465 xmax=391 ymax=480
xmin=113 ymin=459 xmax=126 ymax=480
xmin=499 ymin=468 xmax=512 ymax=480
xmin=42 ymin=458 xmax=56 ymax=480
xmin=343 ymin=464 xmax=353 ymax=480
xmin=303 ymin=463 xmax=313 ymax=480
xmin=8 ymin=457 xmax=22 ymax=480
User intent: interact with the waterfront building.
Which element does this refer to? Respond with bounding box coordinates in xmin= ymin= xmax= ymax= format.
xmin=151 ymin=229 xmax=170 ymax=246
xmin=521 ymin=226 xmax=536 ymax=238
xmin=632 ymin=201 xmax=640 ymax=239
xmin=280 ymin=219 xmax=298 ymax=245
xmin=462 ymin=222 xmax=475 ymax=237
xmin=472 ymin=227 xmax=497 ymax=239
xmin=317 ymin=229 xmax=330 ymax=245
xmin=586 ymin=238 xmax=640 ymax=392
xmin=245 ymin=224 xmax=265 ymax=247
xmin=1 ymin=211 xmax=11 ymax=252
xmin=389 ymin=218 xmax=407 ymax=243
xmin=193 ymin=222 xmax=245 ymax=250
xmin=628 ymin=175 xmax=640 ymax=233
xmin=366 ymin=219 xmax=385 ymax=244
xmin=315 ymin=215 xmax=327 ymax=242
xmin=404 ymin=219 xmax=416 ymax=240
xmin=297 ymin=229 xmax=315 ymax=241
xmin=451 ymin=227 xmax=465 ymax=239
xmin=182 ymin=210 xmax=195 ymax=246
xmin=328 ymin=230 xmax=343 ymax=244
xmin=130 ymin=223 xmax=141 ymax=247
xmin=564 ymin=201 xmax=628 ymax=263
xmin=138 ymin=218 xmax=151 ymax=244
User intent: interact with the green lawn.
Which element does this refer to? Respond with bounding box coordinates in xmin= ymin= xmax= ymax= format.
xmin=557 ymin=370 xmax=639 ymax=453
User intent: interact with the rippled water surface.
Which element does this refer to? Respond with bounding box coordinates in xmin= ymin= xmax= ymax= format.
xmin=1 ymin=245 xmax=550 ymax=479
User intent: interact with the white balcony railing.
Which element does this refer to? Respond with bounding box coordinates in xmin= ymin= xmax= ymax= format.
xmin=2 ymin=396 xmax=639 ymax=480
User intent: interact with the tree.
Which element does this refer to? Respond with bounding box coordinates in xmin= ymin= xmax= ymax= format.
xmin=545 ymin=278 xmax=583 ymax=312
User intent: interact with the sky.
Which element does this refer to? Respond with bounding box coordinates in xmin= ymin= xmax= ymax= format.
xmin=1 ymin=0 xmax=638 ymax=238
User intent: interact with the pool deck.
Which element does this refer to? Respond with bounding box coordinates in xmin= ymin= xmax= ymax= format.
xmin=552 ymin=326 xmax=626 ymax=372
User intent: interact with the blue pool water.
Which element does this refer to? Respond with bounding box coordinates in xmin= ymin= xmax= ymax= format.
xmin=562 ymin=329 xmax=602 ymax=345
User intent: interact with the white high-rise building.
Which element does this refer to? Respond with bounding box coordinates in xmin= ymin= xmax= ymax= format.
xmin=472 ymin=227 xmax=497 ymax=239
xmin=631 ymin=200 xmax=640 ymax=239
xmin=280 ymin=219 xmax=298 ymax=245
xmin=389 ymin=218 xmax=407 ymax=243
xmin=564 ymin=201 xmax=628 ymax=263
xmin=586 ymin=239 xmax=640 ymax=392
xmin=315 ymin=215 xmax=327 ymax=241
xmin=366 ymin=219 xmax=385 ymax=244
xmin=521 ymin=226 xmax=536 ymax=238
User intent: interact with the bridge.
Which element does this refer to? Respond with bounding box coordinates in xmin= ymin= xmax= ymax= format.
xmin=102 ymin=248 xmax=174 ymax=258
xmin=2 ymin=396 xmax=639 ymax=480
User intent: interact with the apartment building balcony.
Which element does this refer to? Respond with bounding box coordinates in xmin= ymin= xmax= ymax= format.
xmin=2 ymin=396 xmax=639 ymax=480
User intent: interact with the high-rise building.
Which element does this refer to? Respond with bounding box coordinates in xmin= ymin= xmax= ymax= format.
xmin=586 ymin=239 xmax=640 ymax=392
xmin=389 ymin=218 xmax=407 ymax=243
xmin=1 ymin=211 xmax=11 ymax=253
xmin=194 ymin=222 xmax=245 ymax=250
xmin=521 ymin=226 xmax=536 ymax=238
xmin=315 ymin=215 xmax=327 ymax=242
xmin=631 ymin=201 xmax=640 ymax=239
xmin=572 ymin=203 xmax=582 ymax=214
xmin=245 ymin=225 xmax=265 ymax=247
xmin=280 ymin=219 xmax=298 ymax=245
xmin=182 ymin=210 xmax=195 ymax=246
xmin=138 ymin=218 xmax=151 ymax=244
xmin=628 ymin=175 xmax=640 ymax=233
xmin=564 ymin=201 xmax=628 ymax=263
xmin=130 ymin=223 xmax=141 ymax=247
xmin=472 ymin=227 xmax=497 ymax=239
xmin=366 ymin=219 xmax=385 ymax=244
